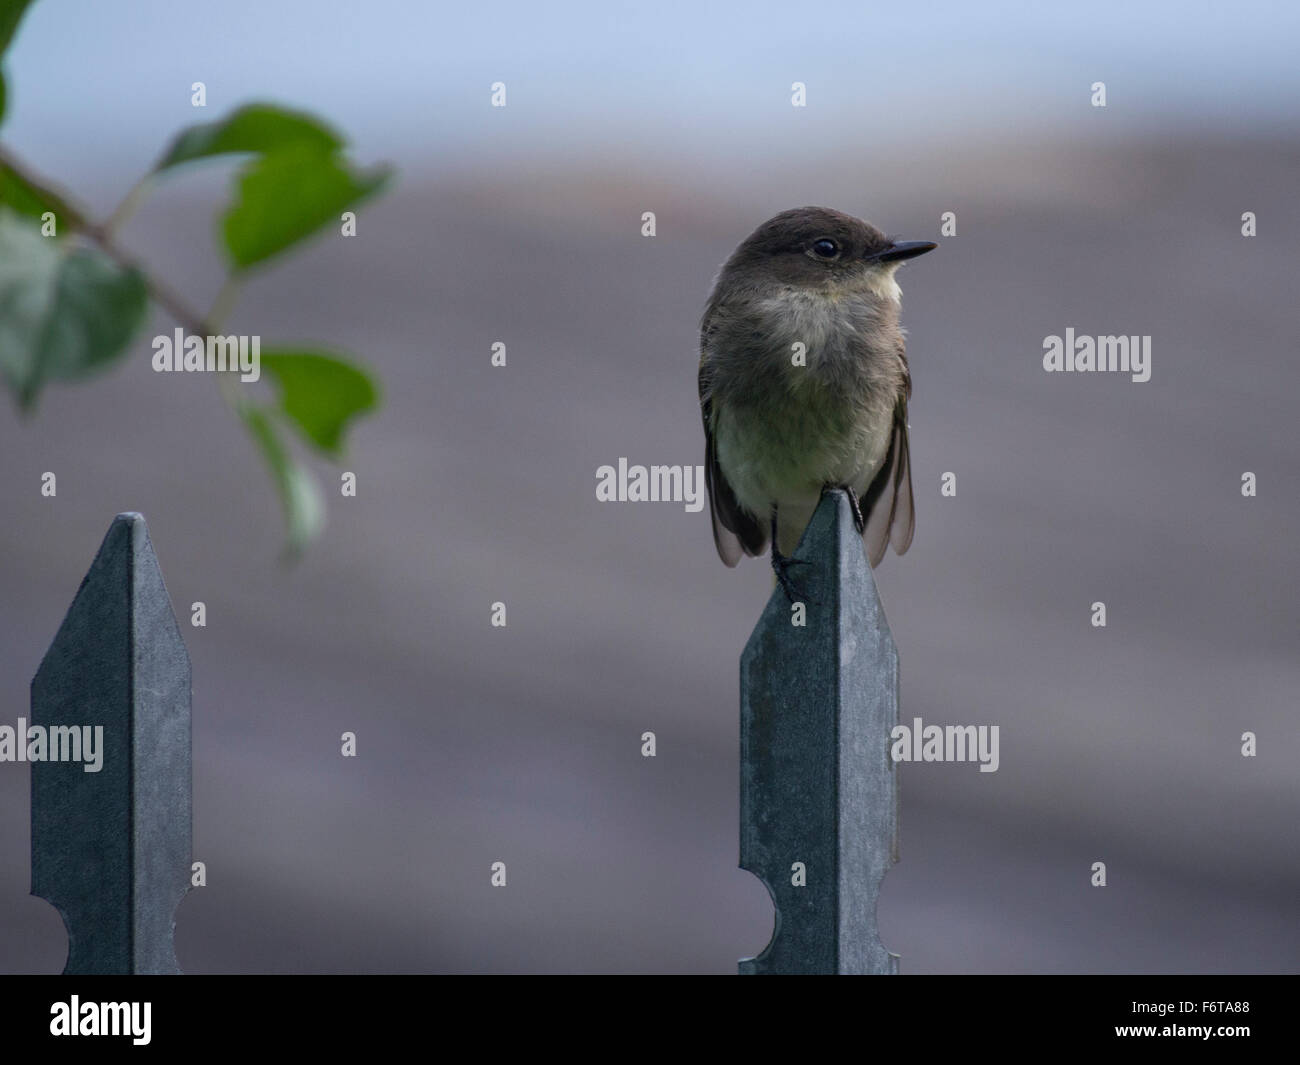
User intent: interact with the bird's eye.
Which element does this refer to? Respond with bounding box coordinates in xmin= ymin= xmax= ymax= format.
xmin=811 ymin=239 xmax=839 ymax=259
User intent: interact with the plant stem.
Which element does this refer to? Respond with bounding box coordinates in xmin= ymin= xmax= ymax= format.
xmin=102 ymin=173 xmax=154 ymax=237
xmin=0 ymin=143 xmax=210 ymax=337
xmin=206 ymin=275 xmax=248 ymax=410
xmin=207 ymin=275 xmax=241 ymax=332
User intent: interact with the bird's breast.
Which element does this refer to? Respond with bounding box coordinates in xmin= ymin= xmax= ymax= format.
xmin=703 ymin=283 xmax=906 ymax=514
xmin=713 ymin=389 xmax=893 ymax=519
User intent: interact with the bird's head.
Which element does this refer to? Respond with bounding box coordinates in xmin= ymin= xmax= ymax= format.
xmin=723 ymin=206 xmax=937 ymax=302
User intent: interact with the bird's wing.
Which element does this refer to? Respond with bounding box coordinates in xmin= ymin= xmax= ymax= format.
xmin=861 ymin=393 xmax=916 ymax=566
xmin=699 ymin=354 xmax=767 ymax=566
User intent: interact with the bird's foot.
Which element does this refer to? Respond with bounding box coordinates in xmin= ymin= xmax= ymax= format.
xmin=769 ymin=507 xmax=810 ymax=601
xmin=771 ymin=548 xmax=808 ymax=602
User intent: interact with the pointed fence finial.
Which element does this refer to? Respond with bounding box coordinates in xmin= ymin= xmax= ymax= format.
xmin=31 ymin=513 xmax=192 ymax=974
xmin=739 ymin=489 xmax=900 ymax=974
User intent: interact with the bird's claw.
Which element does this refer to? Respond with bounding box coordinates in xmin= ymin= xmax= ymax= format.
xmin=822 ymin=483 xmax=866 ymax=534
xmin=771 ymin=550 xmax=808 ymax=602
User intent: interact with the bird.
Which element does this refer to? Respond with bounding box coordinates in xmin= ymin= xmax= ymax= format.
xmin=698 ymin=206 xmax=936 ymax=597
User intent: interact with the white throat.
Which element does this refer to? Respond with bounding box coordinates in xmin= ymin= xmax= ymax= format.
xmin=862 ymin=264 xmax=903 ymax=303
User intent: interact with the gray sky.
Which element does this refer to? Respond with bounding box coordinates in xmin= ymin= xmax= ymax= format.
xmin=7 ymin=0 xmax=1300 ymax=182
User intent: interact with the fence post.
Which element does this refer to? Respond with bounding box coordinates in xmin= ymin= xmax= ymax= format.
xmin=30 ymin=512 xmax=192 ymax=974
xmin=739 ymin=489 xmax=900 ymax=974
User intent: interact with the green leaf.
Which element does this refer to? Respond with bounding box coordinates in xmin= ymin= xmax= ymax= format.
xmin=0 ymin=1 xmax=36 ymax=59
xmin=221 ymin=144 xmax=389 ymax=270
xmin=155 ymin=102 xmax=343 ymax=172
xmin=0 ymin=208 xmax=147 ymax=410
xmin=0 ymin=155 xmax=83 ymax=226
xmin=259 ymin=348 xmax=379 ymax=457
xmin=240 ymin=404 xmax=325 ymax=558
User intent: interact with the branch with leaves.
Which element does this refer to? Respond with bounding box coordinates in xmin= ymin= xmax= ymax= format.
xmin=0 ymin=0 xmax=392 ymax=556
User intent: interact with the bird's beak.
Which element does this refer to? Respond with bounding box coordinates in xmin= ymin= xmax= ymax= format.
xmin=868 ymin=240 xmax=938 ymax=264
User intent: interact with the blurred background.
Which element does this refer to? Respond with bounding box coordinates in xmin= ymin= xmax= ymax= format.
xmin=1 ymin=0 xmax=1297 ymax=972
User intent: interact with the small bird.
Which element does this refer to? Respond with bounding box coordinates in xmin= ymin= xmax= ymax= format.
xmin=698 ymin=206 xmax=936 ymax=596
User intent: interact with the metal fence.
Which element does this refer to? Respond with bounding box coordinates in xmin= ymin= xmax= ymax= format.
xmin=26 ymin=494 xmax=898 ymax=975
xmin=739 ymin=489 xmax=900 ymax=974
xmin=30 ymin=513 xmax=190 ymax=975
